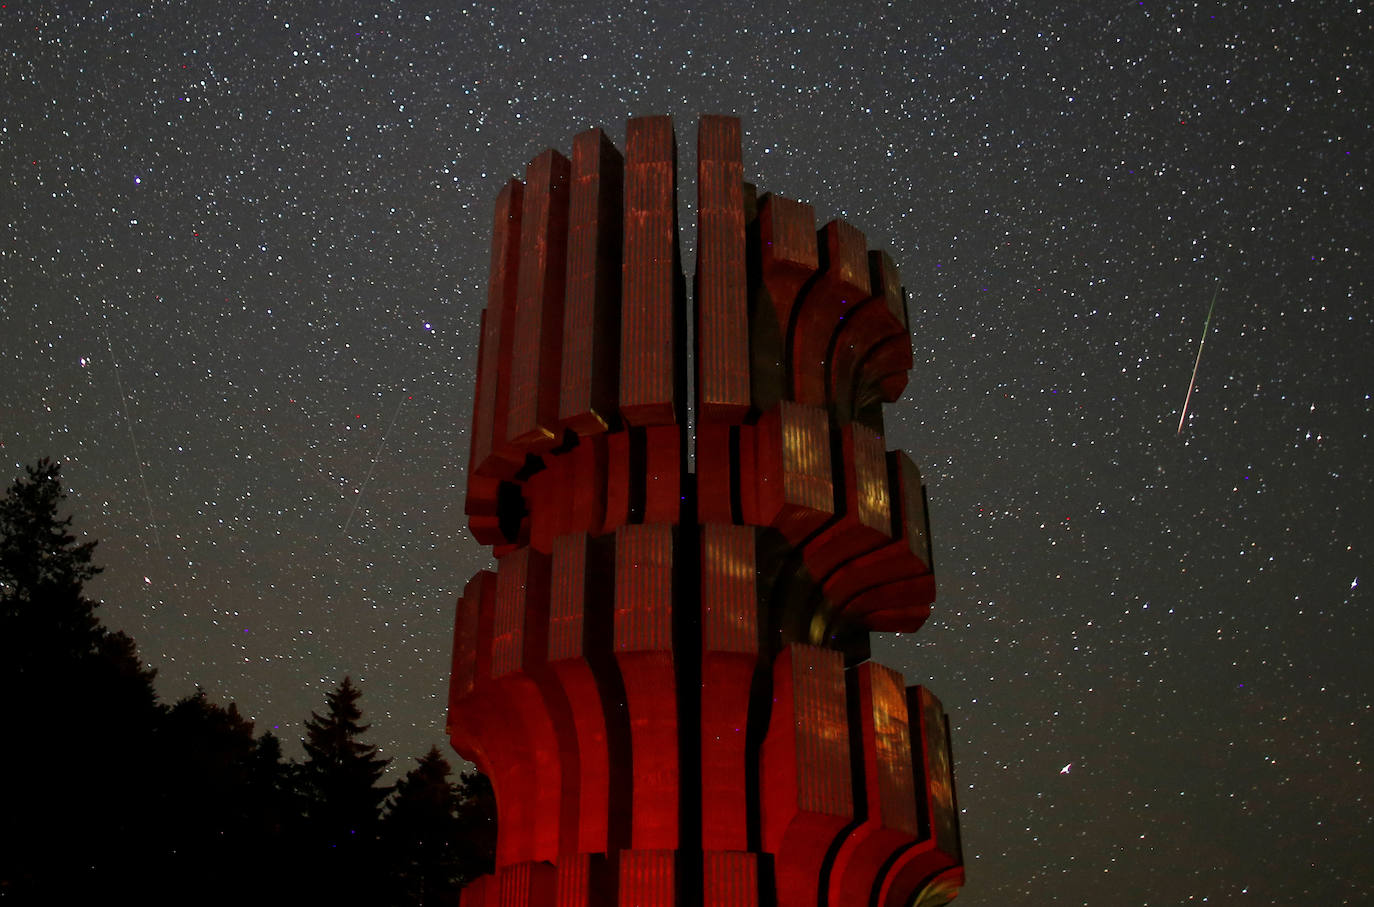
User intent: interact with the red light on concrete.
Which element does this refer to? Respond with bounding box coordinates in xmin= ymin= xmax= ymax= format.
xmin=449 ymin=116 xmax=964 ymax=905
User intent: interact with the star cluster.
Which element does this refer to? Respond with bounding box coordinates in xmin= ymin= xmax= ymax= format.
xmin=3 ymin=2 xmax=1369 ymax=902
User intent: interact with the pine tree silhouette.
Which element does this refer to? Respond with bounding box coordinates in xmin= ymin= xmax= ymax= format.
xmin=300 ymin=676 xmax=392 ymax=898
xmin=1 ymin=462 xmax=487 ymax=903
xmin=3 ymin=458 xmax=104 ymax=656
xmin=381 ymin=746 xmax=463 ymax=905
xmin=0 ymin=460 xmax=161 ymax=898
xmin=452 ymin=769 xmax=498 ymax=886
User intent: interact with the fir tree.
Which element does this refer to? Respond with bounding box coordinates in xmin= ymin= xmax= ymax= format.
xmin=246 ymin=729 xmax=309 ymax=898
xmin=382 ymin=746 xmax=469 ymax=906
xmin=1 ymin=463 xmax=490 ymax=903
xmin=300 ymin=676 xmax=392 ymax=898
xmin=452 ymin=769 xmax=498 ymax=886
xmin=248 ymin=730 xmax=300 ymax=838
xmin=0 ymin=459 xmax=156 ymax=704
xmin=0 ymin=460 xmax=161 ymax=897
xmin=141 ymin=690 xmax=304 ymax=904
xmin=2 ymin=458 xmax=103 ymax=658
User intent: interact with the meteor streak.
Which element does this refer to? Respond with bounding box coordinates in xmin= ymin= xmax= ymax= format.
xmin=1177 ymin=282 xmax=1220 ymax=434
xmin=342 ymin=392 xmax=408 ymax=535
xmin=102 ymin=317 xmax=162 ymax=551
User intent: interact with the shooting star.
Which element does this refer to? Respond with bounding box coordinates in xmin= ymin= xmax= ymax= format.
xmin=342 ymin=392 xmax=409 ymax=535
xmin=102 ymin=316 xmax=162 ymax=551
xmin=1177 ymin=282 xmax=1220 ymax=434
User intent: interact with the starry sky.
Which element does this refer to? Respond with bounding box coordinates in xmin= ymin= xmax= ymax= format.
xmin=4 ymin=1 xmax=1370 ymax=902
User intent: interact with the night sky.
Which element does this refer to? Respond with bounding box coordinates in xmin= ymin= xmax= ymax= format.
xmin=4 ymin=2 xmax=1370 ymax=902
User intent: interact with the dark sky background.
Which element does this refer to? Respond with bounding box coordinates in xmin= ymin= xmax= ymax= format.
xmin=4 ymin=1 xmax=1369 ymax=902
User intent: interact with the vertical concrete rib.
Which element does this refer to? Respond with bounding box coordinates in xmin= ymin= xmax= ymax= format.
xmin=750 ymin=402 xmax=834 ymax=543
xmin=546 ymin=533 xmax=616 ymax=855
xmin=825 ymin=663 xmax=920 ymax=906
xmin=761 ymin=644 xmax=853 ymax=907
xmin=703 ymin=851 xmax=760 ymax=906
xmin=826 ymin=250 xmax=909 ymax=421
xmin=696 ymin=115 xmax=751 ymax=422
xmin=876 ymin=688 xmax=964 ymax=905
xmin=620 ymin=116 xmax=681 ymax=426
xmin=700 ymin=523 xmax=759 ymax=852
xmin=507 ymin=150 xmax=571 ymax=451
xmin=753 ymin=196 xmax=818 ymax=411
xmin=859 ymin=251 xmax=913 ymax=399
xmin=617 ymin=850 xmax=675 ymax=906
xmin=912 ymin=687 xmax=961 ymax=861
xmin=613 ymin=523 xmax=679 ymax=850
xmin=470 ymin=179 xmax=524 ymax=479
xmin=790 ymin=220 xmax=870 ymax=406
xmin=561 ymin=129 xmax=624 ymax=435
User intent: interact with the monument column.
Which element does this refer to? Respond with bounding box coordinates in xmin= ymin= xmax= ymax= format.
xmin=449 ymin=115 xmax=965 ymax=907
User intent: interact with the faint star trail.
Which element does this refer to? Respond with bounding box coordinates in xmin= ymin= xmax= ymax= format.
xmin=341 ymin=392 xmax=408 ymax=536
xmin=101 ymin=311 xmax=162 ymax=551
xmin=1177 ymin=282 xmax=1220 ymax=434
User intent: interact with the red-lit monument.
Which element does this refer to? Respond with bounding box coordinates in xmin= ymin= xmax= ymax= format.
xmin=448 ymin=115 xmax=964 ymax=906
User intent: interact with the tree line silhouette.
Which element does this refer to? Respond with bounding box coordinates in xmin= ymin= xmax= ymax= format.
xmin=0 ymin=460 xmax=494 ymax=905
